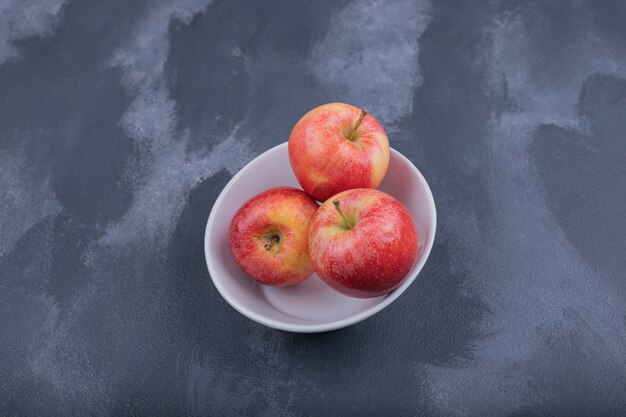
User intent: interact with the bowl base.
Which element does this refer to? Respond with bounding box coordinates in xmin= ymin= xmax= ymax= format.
xmin=259 ymin=275 xmax=383 ymax=323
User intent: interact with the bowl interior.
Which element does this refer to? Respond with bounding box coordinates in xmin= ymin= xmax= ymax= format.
xmin=205 ymin=142 xmax=436 ymax=332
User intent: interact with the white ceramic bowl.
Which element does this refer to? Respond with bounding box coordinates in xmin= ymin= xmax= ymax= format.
xmin=204 ymin=142 xmax=436 ymax=333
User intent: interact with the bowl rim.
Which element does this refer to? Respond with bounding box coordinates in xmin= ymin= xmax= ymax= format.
xmin=204 ymin=141 xmax=437 ymax=333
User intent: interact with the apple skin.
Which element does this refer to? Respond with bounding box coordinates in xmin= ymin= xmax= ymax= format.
xmin=308 ymin=188 xmax=418 ymax=298
xmin=229 ymin=187 xmax=319 ymax=286
xmin=288 ymin=103 xmax=390 ymax=202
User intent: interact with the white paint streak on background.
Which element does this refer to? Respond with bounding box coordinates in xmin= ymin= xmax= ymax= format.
xmin=427 ymin=7 xmax=626 ymax=416
xmin=0 ymin=150 xmax=61 ymax=257
xmin=0 ymin=0 xmax=66 ymax=255
xmin=309 ymin=0 xmax=432 ymax=126
xmin=0 ymin=0 xmax=66 ymax=65
xmin=24 ymin=1 xmax=252 ymax=411
xmin=102 ymin=0 xmax=251 ymax=247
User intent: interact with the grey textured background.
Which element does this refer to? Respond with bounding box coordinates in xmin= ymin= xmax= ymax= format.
xmin=1 ymin=0 xmax=626 ymax=416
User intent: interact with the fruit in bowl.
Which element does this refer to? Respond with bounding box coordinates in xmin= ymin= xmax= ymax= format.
xmin=308 ymin=188 xmax=418 ymax=298
xmin=288 ymin=102 xmax=390 ymax=202
xmin=228 ymin=187 xmax=319 ymax=286
xmin=206 ymin=142 xmax=436 ymax=332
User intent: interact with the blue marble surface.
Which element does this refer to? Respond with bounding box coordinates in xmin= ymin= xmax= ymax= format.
xmin=1 ymin=0 xmax=625 ymax=415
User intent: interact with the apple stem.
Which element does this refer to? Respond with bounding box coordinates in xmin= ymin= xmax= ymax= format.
xmin=354 ymin=109 xmax=368 ymax=129
xmin=348 ymin=109 xmax=368 ymax=141
xmin=333 ymin=200 xmax=355 ymax=229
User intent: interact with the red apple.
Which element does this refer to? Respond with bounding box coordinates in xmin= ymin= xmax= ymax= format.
xmin=229 ymin=187 xmax=319 ymax=286
xmin=308 ymin=188 xmax=418 ymax=298
xmin=288 ymin=103 xmax=390 ymax=202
